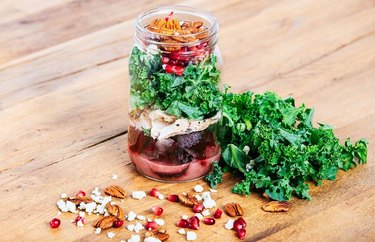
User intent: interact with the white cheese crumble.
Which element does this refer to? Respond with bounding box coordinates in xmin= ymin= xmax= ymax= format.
xmin=181 ymin=215 xmax=188 ymax=220
xmin=194 ymin=213 xmax=203 ymax=220
xmin=112 ymin=174 xmax=118 ymax=180
xmin=66 ymin=201 xmax=77 ymax=213
xmin=56 ymin=199 xmax=68 ymax=212
xmin=57 ymin=211 xmax=62 ymax=216
xmin=186 ymin=231 xmax=197 ymax=241
xmin=144 ymin=238 xmax=161 ymax=242
xmin=107 ymin=232 xmax=115 ymax=239
xmin=225 ymin=219 xmax=235 ymax=230
xmin=84 ymin=202 xmax=96 ymax=214
xmin=131 ymin=191 xmax=147 ymax=200
xmin=127 ymin=224 xmax=135 ymax=232
xmin=136 ymin=215 xmax=146 ymax=221
xmin=76 ymin=220 xmax=84 ymax=228
xmin=60 ymin=193 xmax=67 ymax=199
xmin=94 ymin=227 xmax=101 ymax=234
xmin=201 ymin=191 xmax=211 ymax=200
xmin=127 ymin=211 xmax=137 ymax=221
xmin=154 ymin=218 xmax=165 ymax=226
xmin=178 ymin=228 xmax=186 ymax=234
xmin=134 ymin=222 xmax=144 ymax=233
xmin=193 ymin=184 xmax=204 ymax=193
xmin=127 ymin=234 xmax=141 ymax=242
xmin=201 ymin=209 xmax=210 ymax=216
xmin=209 ymin=189 xmax=217 ymax=193
xmin=158 ymin=194 xmax=165 ymax=200
xmin=194 ymin=194 xmax=203 ymax=201
xmin=203 ymin=198 xmax=216 ymax=209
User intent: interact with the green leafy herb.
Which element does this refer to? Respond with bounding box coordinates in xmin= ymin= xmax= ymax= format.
xmin=129 ymin=46 xmax=222 ymax=119
xmin=209 ymin=91 xmax=368 ymax=201
xmin=205 ymin=161 xmax=223 ymax=189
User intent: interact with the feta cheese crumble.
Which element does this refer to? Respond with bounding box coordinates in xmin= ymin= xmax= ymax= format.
xmin=178 ymin=228 xmax=186 ymax=235
xmin=193 ymin=184 xmax=204 ymax=193
xmin=144 ymin=238 xmax=161 ymax=242
xmin=131 ymin=191 xmax=147 ymax=200
xmin=94 ymin=227 xmax=101 ymax=234
xmin=127 ymin=224 xmax=135 ymax=232
xmin=127 ymin=234 xmax=141 ymax=242
xmin=186 ymin=231 xmax=197 ymax=241
xmin=60 ymin=193 xmax=67 ymax=199
xmin=107 ymin=232 xmax=115 ymax=239
xmin=127 ymin=211 xmax=137 ymax=221
xmin=112 ymin=174 xmax=118 ymax=180
xmin=154 ymin=218 xmax=165 ymax=226
xmin=201 ymin=209 xmax=210 ymax=216
xmin=158 ymin=194 xmax=165 ymax=200
xmin=181 ymin=215 xmax=188 ymax=220
xmin=225 ymin=219 xmax=235 ymax=230
xmin=136 ymin=215 xmax=146 ymax=221
xmin=194 ymin=213 xmax=203 ymax=220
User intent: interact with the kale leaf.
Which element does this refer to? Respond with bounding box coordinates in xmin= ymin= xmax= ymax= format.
xmin=211 ymin=91 xmax=368 ymax=201
xmin=205 ymin=161 xmax=223 ymax=189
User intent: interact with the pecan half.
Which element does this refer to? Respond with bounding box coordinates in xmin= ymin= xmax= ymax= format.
xmin=106 ymin=203 xmax=124 ymax=219
xmin=94 ymin=216 xmax=117 ymax=230
xmin=262 ymin=201 xmax=290 ymax=212
xmin=67 ymin=196 xmax=93 ymax=205
xmin=145 ymin=229 xmax=169 ymax=241
xmin=178 ymin=192 xmax=199 ymax=207
xmin=224 ymin=203 xmax=244 ymax=217
xmin=104 ymin=185 xmax=127 ymax=199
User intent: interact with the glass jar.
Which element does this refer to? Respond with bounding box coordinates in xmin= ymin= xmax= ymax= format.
xmin=128 ymin=6 xmax=222 ymax=182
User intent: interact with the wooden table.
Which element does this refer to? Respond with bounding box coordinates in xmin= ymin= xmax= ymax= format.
xmin=0 ymin=0 xmax=374 ymax=241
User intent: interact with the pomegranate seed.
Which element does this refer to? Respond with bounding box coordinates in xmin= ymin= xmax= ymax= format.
xmin=213 ymin=208 xmax=223 ymax=219
xmin=149 ymin=188 xmax=160 ymax=198
xmin=237 ymin=228 xmax=246 ymax=240
xmin=151 ymin=206 xmax=163 ymax=216
xmin=145 ymin=221 xmax=158 ymax=230
xmin=168 ymin=194 xmax=179 ymax=202
xmin=165 ymin=11 xmax=174 ymax=21
xmin=188 ymin=216 xmax=200 ymax=230
xmin=161 ymin=56 xmax=170 ymax=64
xmin=203 ymin=217 xmax=215 ymax=225
xmin=165 ymin=64 xmax=185 ymax=76
xmin=233 ymin=218 xmax=247 ymax=232
xmin=113 ymin=219 xmax=124 ymax=228
xmin=75 ymin=216 xmax=86 ymax=224
xmin=192 ymin=204 xmax=205 ymax=213
xmin=49 ymin=218 xmax=61 ymax=229
xmin=177 ymin=219 xmax=189 ymax=228
xmin=76 ymin=190 xmax=86 ymax=197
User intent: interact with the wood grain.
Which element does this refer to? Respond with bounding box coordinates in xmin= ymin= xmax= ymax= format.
xmin=0 ymin=0 xmax=374 ymax=241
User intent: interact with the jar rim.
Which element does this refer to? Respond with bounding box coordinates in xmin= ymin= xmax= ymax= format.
xmin=135 ymin=6 xmax=219 ymax=44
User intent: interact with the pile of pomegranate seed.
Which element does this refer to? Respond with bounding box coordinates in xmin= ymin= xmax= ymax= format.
xmin=233 ymin=217 xmax=247 ymax=240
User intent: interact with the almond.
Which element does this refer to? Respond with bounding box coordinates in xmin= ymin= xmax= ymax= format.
xmin=224 ymin=203 xmax=244 ymax=217
xmin=106 ymin=203 xmax=124 ymax=219
xmin=104 ymin=185 xmax=127 ymax=199
xmin=67 ymin=196 xmax=93 ymax=205
xmin=94 ymin=216 xmax=117 ymax=230
xmin=262 ymin=201 xmax=290 ymax=212
xmin=145 ymin=229 xmax=169 ymax=241
xmin=178 ymin=193 xmax=199 ymax=207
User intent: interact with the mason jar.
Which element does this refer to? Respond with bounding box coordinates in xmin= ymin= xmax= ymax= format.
xmin=128 ymin=6 xmax=222 ymax=182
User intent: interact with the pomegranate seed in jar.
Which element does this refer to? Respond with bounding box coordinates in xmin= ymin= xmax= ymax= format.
xmin=49 ymin=218 xmax=61 ymax=229
xmin=188 ymin=216 xmax=200 ymax=230
xmin=237 ymin=228 xmax=246 ymax=240
xmin=149 ymin=188 xmax=160 ymax=198
xmin=145 ymin=221 xmax=158 ymax=230
xmin=161 ymin=56 xmax=170 ymax=64
xmin=151 ymin=206 xmax=163 ymax=216
xmin=76 ymin=190 xmax=86 ymax=197
xmin=113 ymin=219 xmax=124 ymax=228
xmin=213 ymin=208 xmax=223 ymax=219
xmin=167 ymin=194 xmax=179 ymax=202
xmin=203 ymin=217 xmax=215 ymax=225
xmin=176 ymin=219 xmax=189 ymax=228
xmin=192 ymin=204 xmax=205 ymax=213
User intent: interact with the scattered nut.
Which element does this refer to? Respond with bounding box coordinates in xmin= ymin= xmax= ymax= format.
xmin=106 ymin=203 xmax=124 ymax=219
xmin=94 ymin=216 xmax=117 ymax=230
xmin=262 ymin=201 xmax=290 ymax=212
xmin=224 ymin=203 xmax=244 ymax=217
xmin=104 ymin=185 xmax=127 ymax=199
xmin=67 ymin=196 xmax=93 ymax=205
xmin=145 ymin=229 xmax=169 ymax=241
xmin=178 ymin=193 xmax=199 ymax=207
